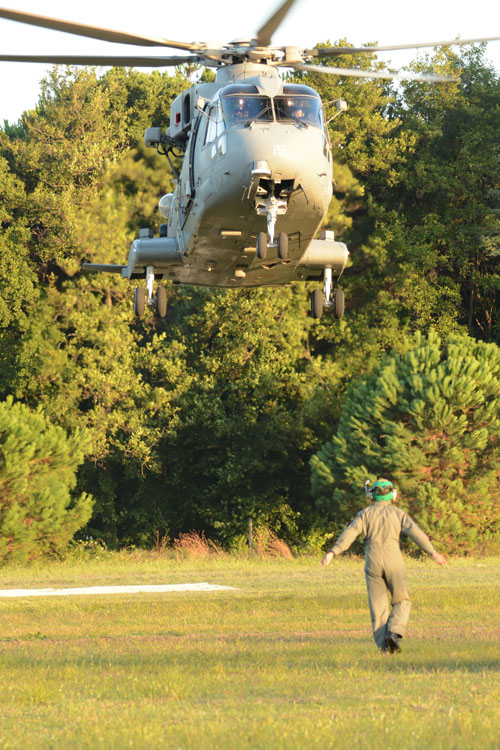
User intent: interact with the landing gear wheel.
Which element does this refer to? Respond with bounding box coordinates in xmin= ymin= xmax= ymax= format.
xmin=310 ymin=288 xmax=323 ymax=319
xmin=155 ymin=286 xmax=167 ymax=318
xmin=334 ymin=288 xmax=345 ymax=320
xmin=134 ymin=287 xmax=146 ymax=317
xmin=277 ymin=232 xmax=288 ymax=260
xmin=256 ymin=231 xmax=268 ymax=260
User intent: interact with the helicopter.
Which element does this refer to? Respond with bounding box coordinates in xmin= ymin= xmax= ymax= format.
xmin=1 ymin=1 xmax=500 ymax=320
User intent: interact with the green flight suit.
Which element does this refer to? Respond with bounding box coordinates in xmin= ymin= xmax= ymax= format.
xmin=329 ymin=502 xmax=436 ymax=650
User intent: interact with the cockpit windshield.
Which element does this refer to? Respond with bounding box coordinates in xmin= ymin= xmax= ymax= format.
xmin=219 ymin=83 xmax=323 ymax=129
xmin=221 ymin=84 xmax=273 ymax=126
xmin=274 ymin=84 xmax=323 ymax=127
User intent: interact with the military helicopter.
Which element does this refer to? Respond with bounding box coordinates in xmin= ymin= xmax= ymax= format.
xmin=1 ymin=1 xmax=499 ymax=320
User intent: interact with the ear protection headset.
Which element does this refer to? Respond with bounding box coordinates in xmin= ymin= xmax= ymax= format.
xmin=367 ymin=479 xmax=397 ymax=502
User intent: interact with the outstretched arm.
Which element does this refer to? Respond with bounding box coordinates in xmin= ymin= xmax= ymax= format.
xmin=401 ymin=511 xmax=447 ymax=564
xmin=432 ymin=550 xmax=447 ymax=565
xmin=401 ymin=513 xmax=437 ymax=555
xmin=320 ymin=512 xmax=364 ymax=567
xmin=321 ymin=551 xmax=335 ymax=567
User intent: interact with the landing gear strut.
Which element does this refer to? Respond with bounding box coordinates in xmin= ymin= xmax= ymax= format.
xmin=133 ymin=265 xmax=167 ymax=318
xmin=310 ymin=267 xmax=345 ymax=320
xmin=255 ymin=231 xmax=289 ymax=261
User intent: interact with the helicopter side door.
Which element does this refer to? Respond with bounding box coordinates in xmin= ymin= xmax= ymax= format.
xmin=196 ymin=98 xmax=227 ymax=204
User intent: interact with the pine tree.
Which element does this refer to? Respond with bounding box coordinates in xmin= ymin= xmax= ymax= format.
xmin=310 ymin=330 xmax=500 ymax=553
xmin=0 ymin=397 xmax=93 ymax=563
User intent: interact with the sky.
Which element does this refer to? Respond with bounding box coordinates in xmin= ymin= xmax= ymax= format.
xmin=1 ymin=0 xmax=500 ymax=124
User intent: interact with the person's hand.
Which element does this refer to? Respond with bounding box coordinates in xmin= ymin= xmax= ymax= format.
xmin=432 ymin=551 xmax=447 ymax=566
xmin=321 ymin=551 xmax=334 ymax=567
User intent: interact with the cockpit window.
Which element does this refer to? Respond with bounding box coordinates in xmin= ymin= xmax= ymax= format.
xmin=274 ymin=96 xmax=323 ymax=127
xmin=218 ymin=83 xmax=323 ymax=129
xmin=221 ymin=84 xmax=273 ymax=126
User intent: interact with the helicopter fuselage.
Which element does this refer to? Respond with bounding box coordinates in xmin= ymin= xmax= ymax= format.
xmin=84 ymin=62 xmax=349 ymax=319
xmin=179 ymin=110 xmax=333 ymax=286
xmin=121 ymin=64 xmax=348 ymax=290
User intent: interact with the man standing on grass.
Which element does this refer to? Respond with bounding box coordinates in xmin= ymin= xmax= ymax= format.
xmin=321 ymin=478 xmax=447 ymax=653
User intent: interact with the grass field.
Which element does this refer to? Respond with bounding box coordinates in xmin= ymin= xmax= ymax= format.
xmin=0 ymin=552 xmax=499 ymax=749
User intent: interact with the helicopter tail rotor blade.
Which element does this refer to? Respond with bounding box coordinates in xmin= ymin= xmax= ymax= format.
xmin=308 ymin=35 xmax=500 ymax=58
xmin=0 ymin=7 xmax=200 ymax=51
xmin=0 ymin=54 xmax=198 ymax=67
xmin=255 ymin=0 xmax=298 ymax=46
xmin=293 ymin=63 xmax=457 ymax=83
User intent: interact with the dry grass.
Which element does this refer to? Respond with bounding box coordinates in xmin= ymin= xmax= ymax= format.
xmin=172 ymin=531 xmax=226 ymax=558
xmin=172 ymin=529 xmax=293 ymax=560
xmin=254 ymin=529 xmax=293 ymax=559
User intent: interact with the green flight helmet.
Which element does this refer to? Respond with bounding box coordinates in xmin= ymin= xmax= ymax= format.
xmin=371 ymin=478 xmax=394 ymax=502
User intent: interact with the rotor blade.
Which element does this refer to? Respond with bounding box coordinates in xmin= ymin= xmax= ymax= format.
xmin=256 ymin=0 xmax=298 ymax=46
xmin=0 ymin=7 xmax=199 ymax=51
xmin=0 ymin=54 xmax=197 ymax=67
xmin=293 ymin=63 xmax=456 ymax=82
xmin=308 ymin=35 xmax=500 ymax=57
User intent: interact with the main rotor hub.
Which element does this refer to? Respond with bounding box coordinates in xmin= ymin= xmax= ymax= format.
xmin=214 ymin=62 xmax=281 ymax=85
xmin=216 ymin=39 xmax=286 ymax=65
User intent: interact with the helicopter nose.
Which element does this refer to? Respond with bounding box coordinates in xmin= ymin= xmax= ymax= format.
xmin=236 ymin=125 xmax=328 ymax=184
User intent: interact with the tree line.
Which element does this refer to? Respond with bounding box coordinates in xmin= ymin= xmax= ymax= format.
xmin=0 ymin=45 xmax=499 ymax=561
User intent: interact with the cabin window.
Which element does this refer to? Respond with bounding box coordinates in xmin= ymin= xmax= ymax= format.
xmin=182 ymin=92 xmax=191 ymax=127
xmin=205 ymin=104 xmax=225 ymax=144
xmin=274 ymin=95 xmax=323 ymax=128
xmin=216 ymin=109 xmax=226 ymax=138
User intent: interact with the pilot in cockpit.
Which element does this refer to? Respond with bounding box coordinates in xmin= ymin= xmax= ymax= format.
xmin=232 ymin=98 xmax=250 ymax=122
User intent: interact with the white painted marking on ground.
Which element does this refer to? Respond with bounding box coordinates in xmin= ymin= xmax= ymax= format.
xmin=0 ymin=582 xmax=238 ymax=598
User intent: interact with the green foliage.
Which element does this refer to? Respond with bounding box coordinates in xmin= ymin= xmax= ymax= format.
xmin=151 ymin=285 xmax=322 ymax=545
xmin=0 ymin=156 xmax=36 ymax=329
xmin=311 ymin=330 xmax=500 ymax=553
xmin=373 ymin=47 xmax=500 ymax=341
xmin=0 ymin=397 xmax=93 ymax=563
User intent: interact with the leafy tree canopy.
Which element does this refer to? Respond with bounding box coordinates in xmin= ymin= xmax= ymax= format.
xmin=0 ymin=396 xmax=93 ymax=563
xmin=311 ymin=329 xmax=500 ymax=553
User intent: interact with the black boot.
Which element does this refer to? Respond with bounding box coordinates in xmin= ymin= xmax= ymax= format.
xmin=385 ymin=632 xmax=402 ymax=653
